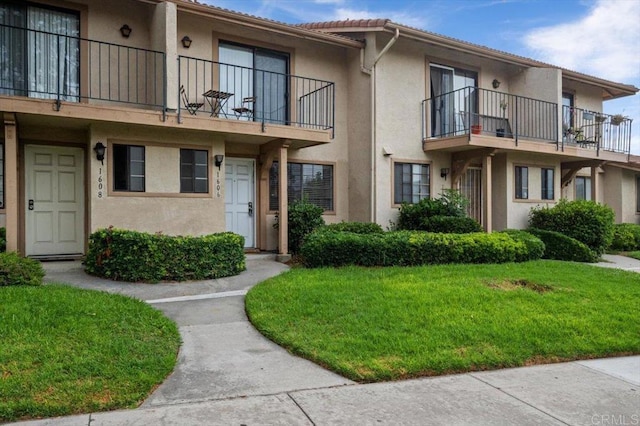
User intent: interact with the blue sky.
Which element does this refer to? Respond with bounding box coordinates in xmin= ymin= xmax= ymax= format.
xmin=204 ymin=0 xmax=640 ymax=152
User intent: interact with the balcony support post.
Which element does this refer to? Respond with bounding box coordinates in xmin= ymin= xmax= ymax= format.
xmin=3 ymin=114 xmax=19 ymax=252
xmin=276 ymin=141 xmax=291 ymax=262
xmin=482 ymin=154 xmax=492 ymax=233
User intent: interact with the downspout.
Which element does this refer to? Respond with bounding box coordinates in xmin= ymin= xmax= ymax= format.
xmin=362 ymin=28 xmax=399 ymax=223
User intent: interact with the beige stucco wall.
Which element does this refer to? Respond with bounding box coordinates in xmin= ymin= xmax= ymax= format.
xmin=89 ymin=124 xmax=226 ymax=236
xmin=603 ymin=166 xmax=639 ymax=224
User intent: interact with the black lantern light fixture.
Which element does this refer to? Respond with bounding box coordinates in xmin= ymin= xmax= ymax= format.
xmin=214 ymin=154 xmax=224 ymax=169
xmin=120 ymin=24 xmax=132 ymax=38
xmin=492 ymin=79 xmax=501 ymax=89
xmin=181 ymin=35 xmax=192 ymax=48
xmin=94 ymin=142 xmax=106 ymax=165
xmin=440 ymin=168 xmax=450 ymax=180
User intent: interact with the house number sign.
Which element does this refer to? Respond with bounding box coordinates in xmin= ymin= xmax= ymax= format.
xmin=216 ymin=170 xmax=221 ymax=198
xmin=97 ymin=167 xmax=104 ymax=198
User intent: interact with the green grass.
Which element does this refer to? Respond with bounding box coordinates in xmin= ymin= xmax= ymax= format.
xmin=624 ymin=251 xmax=640 ymax=260
xmin=0 ymin=285 xmax=181 ymax=422
xmin=246 ymin=261 xmax=640 ymax=382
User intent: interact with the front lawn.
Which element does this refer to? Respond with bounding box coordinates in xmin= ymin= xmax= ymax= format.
xmin=0 ymin=285 xmax=181 ymax=422
xmin=246 ymin=261 xmax=640 ymax=382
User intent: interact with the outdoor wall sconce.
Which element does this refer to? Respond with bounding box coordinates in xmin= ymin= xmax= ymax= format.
xmin=492 ymin=79 xmax=501 ymax=89
xmin=214 ymin=154 xmax=224 ymax=169
xmin=181 ymin=36 xmax=192 ymax=48
xmin=440 ymin=168 xmax=450 ymax=180
xmin=120 ymin=24 xmax=132 ymax=38
xmin=94 ymin=142 xmax=106 ymax=165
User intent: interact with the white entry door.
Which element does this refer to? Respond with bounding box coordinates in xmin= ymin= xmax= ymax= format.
xmin=225 ymin=158 xmax=255 ymax=247
xmin=25 ymin=145 xmax=85 ymax=256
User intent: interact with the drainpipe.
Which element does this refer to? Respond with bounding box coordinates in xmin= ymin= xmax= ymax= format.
xmin=363 ymin=28 xmax=399 ymax=224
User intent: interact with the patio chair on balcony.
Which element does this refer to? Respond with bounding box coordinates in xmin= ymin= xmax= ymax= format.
xmin=180 ymin=85 xmax=204 ymax=115
xmin=232 ymin=96 xmax=256 ymax=120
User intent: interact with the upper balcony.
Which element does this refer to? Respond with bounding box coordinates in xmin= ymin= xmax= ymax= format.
xmin=422 ymin=87 xmax=632 ymax=160
xmin=0 ymin=24 xmax=335 ymax=146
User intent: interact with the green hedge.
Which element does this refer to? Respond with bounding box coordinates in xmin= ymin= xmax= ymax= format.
xmin=610 ymin=223 xmax=640 ymax=251
xmin=0 ymin=252 xmax=45 ymax=286
xmin=300 ymin=230 xmax=540 ymax=268
xmin=527 ymin=228 xmax=597 ymax=262
xmin=323 ymin=222 xmax=384 ymax=234
xmin=85 ymin=228 xmax=246 ymax=283
xmin=499 ymin=229 xmax=546 ymax=262
xmin=529 ymin=199 xmax=614 ymax=255
xmin=422 ymin=216 xmax=483 ymax=234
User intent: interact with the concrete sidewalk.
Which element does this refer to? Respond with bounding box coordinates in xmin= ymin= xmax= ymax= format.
xmin=10 ymin=254 xmax=640 ymax=425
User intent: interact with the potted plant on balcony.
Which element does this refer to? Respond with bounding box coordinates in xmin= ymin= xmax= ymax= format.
xmin=611 ymin=114 xmax=626 ymax=126
xmin=496 ymin=99 xmax=508 ymax=137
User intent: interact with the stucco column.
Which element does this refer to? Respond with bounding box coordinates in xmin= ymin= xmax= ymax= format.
xmin=277 ymin=142 xmax=291 ymax=261
xmin=152 ymin=1 xmax=177 ymax=111
xmin=482 ymin=154 xmax=492 ymax=232
xmin=590 ymin=166 xmax=598 ymax=202
xmin=3 ymin=114 xmax=18 ymax=252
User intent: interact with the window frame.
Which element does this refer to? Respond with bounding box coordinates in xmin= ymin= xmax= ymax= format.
xmin=636 ymin=175 xmax=640 ymax=213
xmin=112 ymin=144 xmax=145 ymax=192
xmin=541 ymin=167 xmax=554 ymax=200
xmin=179 ymin=148 xmax=209 ymax=194
xmin=515 ymin=166 xmax=529 ymax=200
xmin=392 ymin=161 xmax=431 ymax=205
xmin=269 ymin=161 xmax=335 ymax=212
xmin=575 ymin=175 xmax=592 ymax=201
xmin=0 ymin=142 xmax=4 ymax=209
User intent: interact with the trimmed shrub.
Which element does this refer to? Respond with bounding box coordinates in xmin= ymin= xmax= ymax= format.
xmin=323 ymin=222 xmax=384 ymax=234
xmin=85 ymin=228 xmax=246 ymax=283
xmin=422 ymin=216 xmax=483 ymax=234
xmin=282 ymin=199 xmax=325 ymax=254
xmin=0 ymin=252 xmax=45 ymax=286
xmin=527 ymin=228 xmax=597 ymax=262
xmin=0 ymin=227 xmax=5 ymax=252
xmin=499 ymin=229 xmax=546 ymax=262
xmin=610 ymin=223 xmax=640 ymax=251
xmin=529 ymin=199 xmax=614 ymax=255
xmin=397 ymin=190 xmax=472 ymax=231
xmin=300 ymin=230 xmax=531 ymax=268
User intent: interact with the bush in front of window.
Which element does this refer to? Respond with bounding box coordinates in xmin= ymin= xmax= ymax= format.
xmin=499 ymin=229 xmax=546 ymax=262
xmin=274 ymin=199 xmax=325 ymax=255
xmin=299 ymin=230 xmax=540 ymax=268
xmin=610 ymin=223 xmax=640 ymax=251
xmin=397 ymin=189 xmax=471 ymax=231
xmin=0 ymin=252 xmax=45 ymax=286
xmin=528 ymin=199 xmax=614 ymax=255
xmin=85 ymin=228 xmax=246 ymax=283
xmin=526 ymin=228 xmax=597 ymax=263
xmin=421 ymin=216 xmax=483 ymax=234
xmin=322 ymin=222 xmax=384 ymax=234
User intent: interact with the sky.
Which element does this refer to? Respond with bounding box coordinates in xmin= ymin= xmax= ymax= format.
xmin=204 ymin=0 xmax=640 ymax=153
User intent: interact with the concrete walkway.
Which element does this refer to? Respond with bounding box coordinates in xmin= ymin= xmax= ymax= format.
xmin=10 ymin=255 xmax=640 ymax=425
xmin=597 ymin=253 xmax=640 ymax=273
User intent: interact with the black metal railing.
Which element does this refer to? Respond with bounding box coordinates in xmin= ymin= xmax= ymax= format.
xmin=0 ymin=24 xmax=165 ymax=112
xmin=423 ymin=87 xmax=558 ymax=145
xmin=178 ymin=56 xmax=335 ymax=136
xmin=562 ymin=106 xmax=631 ymax=154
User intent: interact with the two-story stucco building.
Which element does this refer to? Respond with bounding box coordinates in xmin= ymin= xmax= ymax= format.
xmin=0 ymin=0 xmax=637 ymax=260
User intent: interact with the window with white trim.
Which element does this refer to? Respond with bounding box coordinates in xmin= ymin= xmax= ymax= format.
xmin=541 ymin=168 xmax=554 ymax=200
xmin=269 ymin=162 xmax=334 ymax=211
xmin=575 ymin=176 xmax=592 ymax=201
xmin=394 ymin=162 xmax=430 ymax=204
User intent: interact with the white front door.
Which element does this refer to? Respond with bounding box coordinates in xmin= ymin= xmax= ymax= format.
xmin=225 ymin=158 xmax=255 ymax=247
xmin=25 ymin=145 xmax=85 ymax=256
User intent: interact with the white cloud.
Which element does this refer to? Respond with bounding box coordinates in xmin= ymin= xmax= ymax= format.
xmin=524 ymin=0 xmax=640 ymax=82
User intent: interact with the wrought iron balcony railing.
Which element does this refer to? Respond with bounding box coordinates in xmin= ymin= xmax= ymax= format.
xmin=0 ymin=24 xmax=165 ymax=112
xmin=178 ymin=56 xmax=335 ymax=136
xmin=423 ymin=87 xmax=558 ymax=145
xmin=422 ymin=87 xmax=632 ymax=155
xmin=562 ymin=106 xmax=631 ymax=155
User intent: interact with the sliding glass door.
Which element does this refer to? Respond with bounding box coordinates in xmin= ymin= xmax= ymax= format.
xmin=430 ymin=64 xmax=477 ymax=137
xmin=219 ymin=42 xmax=288 ymax=124
xmin=0 ymin=2 xmax=79 ymax=101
